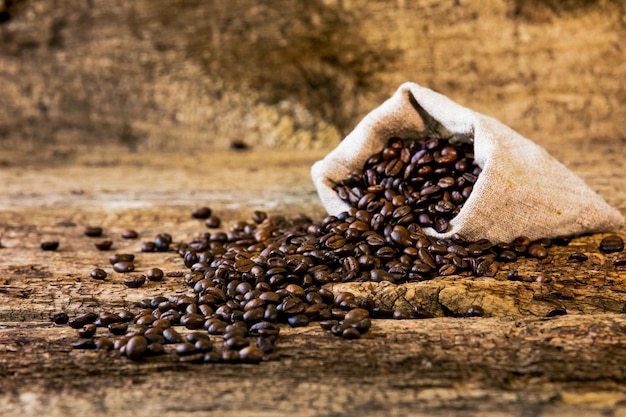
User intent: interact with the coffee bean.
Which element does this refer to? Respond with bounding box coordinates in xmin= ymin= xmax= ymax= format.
xmin=41 ymin=241 xmax=59 ymax=251
xmin=465 ymin=306 xmax=484 ymax=317
xmin=287 ymin=314 xmax=310 ymax=328
xmin=68 ymin=312 xmax=97 ymax=329
xmin=84 ymin=226 xmax=103 ymax=237
xmin=546 ymin=307 xmax=567 ymax=317
xmin=123 ymin=274 xmax=145 ymax=288
xmin=109 ymin=253 xmax=135 ymax=264
xmin=94 ymin=240 xmax=113 ymax=251
xmin=568 ymin=252 xmax=588 ymax=262
xmin=141 ymin=241 xmax=156 ymax=252
xmin=238 ymin=346 xmax=264 ymax=363
xmin=78 ymin=323 xmax=97 ymax=338
xmin=125 ymin=335 xmax=148 ymax=361
xmin=527 ymin=244 xmax=548 ymax=259
xmin=121 ymin=229 xmax=139 ymax=239
xmin=205 ymin=215 xmax=222 ymax=228
xmin=108 ymin=322 xmax=128 ymax=335
xmin=615 ymin=258 xmax=626 ymax=266
xmin=599 ymin=235 xmax=624 ymax=253
xmin=146 ymin=268 xmax=164 ymax=281
xmin=90 ymin=268 xmax=107 ymax=280
xmin=114 ymin=261 xmax=135 ymax=273
xmin=192 ymin=207 xmax=212 ymax=219
xmin=52 ymin=312 xmax=69 ymax=325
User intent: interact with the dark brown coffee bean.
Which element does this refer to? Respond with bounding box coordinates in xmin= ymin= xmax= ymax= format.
xmin=52 ymin=312 xmax=69 ymax=325
xmin=546 ymin=307 xmax=567 ymax=317
xmin=465 ymin=306 xmax=484 ymax=317
xmin=108 ymin=322 xmax=128 ymax=335
xmin=78 ymin=323 xmax=97 ymax=338
xmin=141 ymin=241 xmax=156 ymax=252
xmin=95 ymin=338 xmax=114 ymax=351
xmin=84 ymin=226 xmax=103 ymax=237
xmin=615 ymin=258 xmax=626 ymax=266
xmin=40 ymin=241 xmax=60 ymax=251
xmin=121 ymin=229 xmax=139 ymax=239
xmin=527 ymin=244 xmax=548 ymax=259
xmin=192 ymin=207 xmax=212 ymax=219
xmin=599 ymin=235 xmax=624 ymax=253
xmin=125 ymin=335 xmax=148 ymax=361
xmin=72 ymin=339 xmax=97 ymax=349
xmin=163 ymin=328 xmax=184 ymax=344
xmin=180 ymin=313 xmax=206 ymax=330
xmin=205 ymin=215 xmax=221 ymax=228
xmin=123 ymin=274 xmax=145 ymax=288
xmin=90 ymin=268 xmax=107 ymax=280
xmin=109 ymin=253 xmax=135 ymax=264
xmin=114 ymin=261 xmax=135 ymax=273
xmin=146 ymin=268 xmax=164 ymax=281
xmin=287 ymin=314 xmax=310 ymax=328
xmin=94 ymin=240 xmax=113 ymax=251
xmin=239 ymin=346 xmax=265 ymax=363
xmin=568 ymin=252 xmax=588 ymax=262
xmin=342 ymin=327 xmax=361 ymax=339
xmin=68 ymin=312 xmax=97 ymax=329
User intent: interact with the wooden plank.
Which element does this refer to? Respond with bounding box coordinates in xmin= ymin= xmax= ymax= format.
xmin=0 ymin=145 xmax=625 ymax=417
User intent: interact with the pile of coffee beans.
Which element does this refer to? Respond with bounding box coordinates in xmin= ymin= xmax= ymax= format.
xmin=334 ymin=137 xmax=480 ymax=233
xmin=61 ymin=136 xmax=625 ymax=364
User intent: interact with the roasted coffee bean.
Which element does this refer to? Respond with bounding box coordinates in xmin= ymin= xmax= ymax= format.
xmin=615 ymin=258 xmax=626 ymax=266
xmin=125 ymin=335 xmax=148 ymax=361
xmin=465 ymin=306 xmax=484 ymax=317
xmin=546 ymin=307 xmax=567 ymax=317
xmin=109 ymin=253 xmax=135 ymax=264
xmin=52 ymin=312 xmax=69 ymax=325
xmin=68 ymin=312 xmax=97 ymax=329
xmin=192 ymin=207 xmax=212 ymax=219
xmin=527 ymin=244 xmax=548 ymax=259
xmin=90 ymin=268 xmax=107 ymax=280
xmin=108 ymin=322 xmax=128 ymax=335
xmin=41 ymin=241 xmax=60 ymax=251
xmin=78 ymin=323 xmax=97 ymax=338
xmin=141 ymin=241 xmax=156 ymax=252
xmin=205 ymin=215 xmax=222 ymax=228
xmin=113 ymin=261 xmax=135 ymax=273
xmin=180 ymin=313 xmax=205 ymax=330
xmin=123 ymin=274 xmax=146 ymax=288
xmin=599 ymin=235 xmax=624 ymax=253
xmin=121 ymin=229 xmax=139 ymax=239
xmin=94 ymin=240 xmax=113 ymax=251
xmin=146 ymin=268 xmax=164 ymax=281
xmin=287 ymin=314 xmax=310 ymax=328
xmin=568 ymin=252 xmax=588 ymax=262
xmin=84 ymin=226 xmax=103 ymax=237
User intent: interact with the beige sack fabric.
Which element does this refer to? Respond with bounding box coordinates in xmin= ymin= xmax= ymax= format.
xmin=311 ymin=82 xmax=624 ymax=244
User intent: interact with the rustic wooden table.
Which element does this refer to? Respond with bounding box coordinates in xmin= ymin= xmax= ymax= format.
xmin=1 ymin=142 xmax=625 ymax=417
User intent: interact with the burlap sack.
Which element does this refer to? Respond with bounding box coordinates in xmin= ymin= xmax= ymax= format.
xmin=311 ymin=82 xmax=624 ymax=243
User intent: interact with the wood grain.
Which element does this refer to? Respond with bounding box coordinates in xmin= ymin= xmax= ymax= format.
xmin=0 ymin=143 xmax=625 ymax=416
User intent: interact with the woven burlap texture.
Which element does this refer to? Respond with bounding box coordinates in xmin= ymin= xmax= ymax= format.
xmin=311 ymin=82 xmax=624 ymax=243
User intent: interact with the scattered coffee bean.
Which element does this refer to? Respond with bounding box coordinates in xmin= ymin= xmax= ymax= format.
xmin=84 ymin=226 xmax=103 ymax=237
xmin=546 ymin=307 xmax=567 ymax=317
xmin=205 ymin=215 xmax=221 ymax=228
xmin=146 ymin=268 xmax=164 ymax=281
xmin=599 ymin=235 xmax=624 ymax=253
xmin=192 ymin=207 xmax=212 ymax=219
xmin=568 ymin=252 xmax=588 ymax=262
xmin=121 ymin=229 xmax=139 ymax=239
xmin=465 ymin=306 xmax=484 ymax=317
xmin=113 ymin=261 xmax=135 ymax=273
xmin=78 ymin=323 xmax=97 ymax=338
xmin=614 ymin=258 xmax=626 ymax=266
xmin=52 ymin=312 xmax=69 ymax=325
xmin=94 ymin=240 xmax=113 ymax=251
xmin=109 ymin=253 xmax=135 ymax=264
xmin=123 ymin=274 xmax=146 ymax=288
xmin=90 ymin=268 xmax=107 ymax=280
xmin=125 ymin=335 xmax=148 ymax=361
xmin=41 ymin=241 xmax=59 ymax=251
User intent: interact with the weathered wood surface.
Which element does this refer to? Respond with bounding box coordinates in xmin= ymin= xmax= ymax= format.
xmin=0 ymin=144 xmax=625 ymax=417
